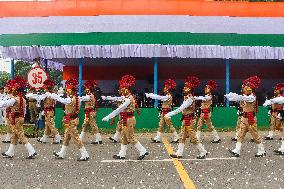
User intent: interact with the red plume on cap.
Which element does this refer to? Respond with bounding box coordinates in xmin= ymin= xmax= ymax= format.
xmin=275 ymin=83 xmax=284 ymax=91
xmin=84 ymin=80 xmax=94 ymax=90
xmin=206 ymin=80 xmax=218 ymax=91
xmin=5 ymin=79 xmax=13 ymax=89
xmin=243 ymin=76 xmax=261 ymax=89
xmin=119 ymin=75 xmax=136 ymax=89
xmin=185 ymin=76 xmax=200 ymax=89
xmin=164 ymin=79 xmax=176 ymax=90
xmin=13 ymin=76 xmax=26 ymax=90
xmin=43 ymin=79 xmax=55 ymax=89
xmin=65 ymin=79 xmax=78 ymax=90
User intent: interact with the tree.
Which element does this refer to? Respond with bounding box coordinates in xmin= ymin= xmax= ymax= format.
xmin=14 ymin=60 xmax=63 ymax=86
xmin=0 ymin=71 xmax=10 ymax=88
xmin=14 ymin=60 xmax=31 ymax=79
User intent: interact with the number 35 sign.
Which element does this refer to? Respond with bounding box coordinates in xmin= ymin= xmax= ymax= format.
xmin=27 ymin=67 xmax=48 ymax=89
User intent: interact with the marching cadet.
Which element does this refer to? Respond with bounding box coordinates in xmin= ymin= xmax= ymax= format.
xmin=102 ymin=95 xmax=123 ymax=143
xmin=102 ymin=75 xmax=149 ymax=160
xmin=231 ymin=100 xmax=245 ymax=141
xmin=145 ymin=79 xmax=179 ymax=143
xmin=2 ymin=82 xmax=12 ymax=143
xmin=1 ymin=77 xmax=37 ymax=159
xmin=79 ymin=80 xmax=102 ymax=144
xmin=263 ymin=83 xmax=284 ymax=140
xmin=227 ymin=76 xmax=266 ymax=157
xmin=28 ymin=87 xmax=38 ymax=123
xmin=26 ymin=79 xmax=62 ymax=144
xmin=195 ymin=80 xmax=221 ymax=143
xmin=51 ymin=79 xmax=89 ymax=161
xmin=165 ymin=76 xmax=208 ymax=159
xmin=263 ymin=88 xmax=284 ymax=155
xmin=0 ymin=87 xmax=5 ymax=125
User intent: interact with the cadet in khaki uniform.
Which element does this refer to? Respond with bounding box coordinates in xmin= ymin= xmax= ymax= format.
xmin=231 ymin=100 xmax=245 ymax=141
xmin=165 ymin=76 xmax=208 ymax=159
xmin=79 ymin=80 xmax=102 ymax=144
xmin=102 ymin=95 xmax=123 ymax=143
xmin=270 ymin=93 xmax=284 ymax=155
xmin=102 ymin=75 xmax=149 ymax=160
xmin=146 ymin=79 xmax=179 ymax=143
xmin=2 ymin=81 xmax=13 ymax=143
xmin=195 ymin=80 xmax=221 ymax=143
xmin=27 ymin=79 xmax=62 ymax=144
xmin=28 ymin=88 xmax=38 ymax=123
xmin=263 ymin=83 xmax=284 ymax=140
xmin=1 ymin=77 xmax=37 ymax=159
xmin=227 ymin=76 xmax=266 ymax=157
xmin=52 ymin=79 xmax=89 ymax=161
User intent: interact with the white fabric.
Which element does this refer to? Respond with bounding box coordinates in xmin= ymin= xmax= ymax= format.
xmin=101 ymin=96 xmax=125 ymax=102
xmin=172 ymin=131 xmax=179 ymax=141
xmin=102 ymin=97 xmax=130 ymax=122
xmin=5 ymin=144 xmax=16 ymax=157
xmin=50 ymin=93 xmax=71 ymax=104
xmin=194 ymin=95 xmax=211 ymax=101
xmin=113 ymin=130 xmax=120 ymax=141
xmin=134 ymin=141 xmax=147 ymax=156
xmin=118 ymin=144 xmax=127 ymax=157
xmin=267 ymin=131 xmax=274 ymax=138
xmin=225 ymin=92 xmax=255 ymax=102
xmin=212 ymin=129 xmax=220 ymax=141
xmin=196 ymin=131 xmax=201 ymax=141
xmin=154 ymin=131 xmax=161 ymax=141
xmin=278 ymin=141 xmax=284 ymax=152
xmin=271 ymin=96 xmax=284 ymax=104
xmin=94 ymin=133 xmax=102 ymax=142
xmin=145 ymin=93 xmax=170 ymax=101
xmin=196 ymin=143 xmax=207 ymax=156
xmin=0 ymin=98 xmax=16 ymax=109
xmin=25 ymin=143 xmax=36 ymax=156
xmin=55 ymin=134 xmax=62 ymax=143
xmin=263 ymin=99 xmax=272 ymax=107
xmin=79 ymin=95 xmax=90 ymax=102
xmin=26 ymin=93 xmax=48 ymax=102
xmin=40 ymin=135 xmax=47 ymax=143
xmin=232 ymin=142 xmax=242 ymax=154
xmin=79 ymin=147 xmax=89 ymax=159
xmin=4 ymin=133 xmax=12 ymax=142
xmin=57 ymin=145 xmax=67 ymax=158
xmin=165 ymin=98 xmax=193 ymax=117
xmin=256 ymin=143 xmax=265 ymax=155
xmin=175 ymin=143 xmax=185 ymax=156
xmin=1 ymin=45 xmax=284 ymax=60
xmin=79 ymin=131 xmax=85 ymax=140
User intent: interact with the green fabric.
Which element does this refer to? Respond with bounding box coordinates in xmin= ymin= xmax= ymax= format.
xmin=1 ymin=32 xmax=284 ymax=47
xmin=54 ymin=107 xmax=270 ymax=129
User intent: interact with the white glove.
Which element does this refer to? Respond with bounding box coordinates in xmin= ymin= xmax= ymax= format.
xmin=26 ymin=93 xmax=34 ymax=98
xmin=145 ymin=93 xmax=150 ymax=98
xmin=102 ymin=116 xmax=110 ymax=122
xmin=45 ymin=92 xmax=51 ymax=97
xmin=101 ymin=96 xmax=106 ymax=100
xmin=263 ymin=99 xmax=272 ymax=107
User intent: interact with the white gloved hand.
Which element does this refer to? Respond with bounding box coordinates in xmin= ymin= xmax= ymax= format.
xmin=102 ymin=116 xmax=110 ymax=122
xmin=101 ymin=96 xmax=106 ymax=100
xmin=263 ymin=99 xmax=272 ymax=107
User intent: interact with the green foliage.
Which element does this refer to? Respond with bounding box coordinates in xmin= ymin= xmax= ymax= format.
xmin=14 ymin=60 xmax=31 ymax=79
xmin=0 ymin=71 xmax=10 ymax=88
xmin=14 ymin=60 xmax=63 ymax=86
xmin=47 ymin=68 xmax=63 ymax=86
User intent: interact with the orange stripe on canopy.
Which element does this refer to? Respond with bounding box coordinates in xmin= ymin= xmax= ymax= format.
xmin=0 ymin=0 xmax=284 ymax=17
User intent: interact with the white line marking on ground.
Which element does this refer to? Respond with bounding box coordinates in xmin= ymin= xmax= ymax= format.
xmin=101 ymin=157 xmax=237 ymax=163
